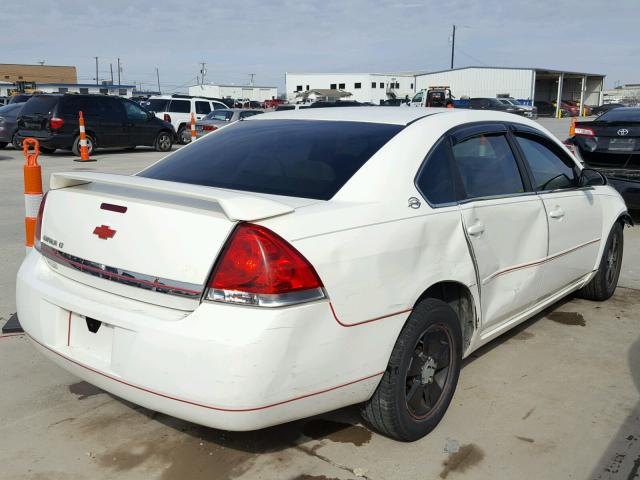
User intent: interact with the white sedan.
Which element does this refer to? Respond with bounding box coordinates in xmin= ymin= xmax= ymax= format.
xmin=17 ymin=107 xmax=630 ymax=441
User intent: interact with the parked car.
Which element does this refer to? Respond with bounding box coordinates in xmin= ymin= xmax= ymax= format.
xmin=18 ymin=108 xmax=629 ymax=442
xmin=15 ymin=94 xmax=174 ymax=155
xmin=0 ymin=102 xmax=24 ymax=148
xmin=307 ymin=100 xmax=366 ymax=108
xmin=497 ymin=98 xmax=537 ymax=118
xmin=592 ymin=103 xmax=625 ymax=117
xmin=274 ymin=104 xmax=313 ymax=111
xmin=534 ymin=100 xmax=564 ymax=117
xmin=569 ymin=107 xmax=640 ymax=167
xmin=142 ymin=94 xmax=228 ymax=144
xmin=551 ymin=100 xmax=579 ymax=116
xmin=195 ymin=109 xmax=263 ymax=137
xmin=467 ymin=97 xmax=525 ymax=115
xmin=563 ymin=100 xmax=591 ymax=116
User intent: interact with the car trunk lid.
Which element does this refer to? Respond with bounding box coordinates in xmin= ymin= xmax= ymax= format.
xmin=38 ymin=172 xmax=301 ymax=311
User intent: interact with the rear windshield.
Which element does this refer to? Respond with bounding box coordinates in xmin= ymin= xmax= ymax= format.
xmin=20 ymin=96 xmax=59 ymax=116
xmin=598 ymin=108 xmax=640 ymax=122
xmin=205 ymin=110 xmax=234 ymax=121
xmin=140 ymin=120 xmax=403 ymax=200
xmin=144 ymin=99 xmax=170 ymax=112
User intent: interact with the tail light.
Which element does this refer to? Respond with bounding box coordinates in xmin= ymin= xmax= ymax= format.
xmin=203 ymin=125 xmax=217 ymax=132
xmin=205 ymin=223 xmax=325 ymax=307
xmin=34 ymin=192 xmax=49 ymax=251
xmin=575 ymin=126 xmax=595 ymax=137
xmin=49 ymin=117 xmax=64 ymax=130
xmin=163 ymin=113 xmax=171 ymax=122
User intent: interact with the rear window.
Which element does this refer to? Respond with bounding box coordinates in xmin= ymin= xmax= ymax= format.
xmin=144 ymin=99 xmax=170 ymax=112
xmin=20 ymin=96 xmax=59 ymax=116
xmin=205 ymin=111 xmax=234 ymax=121
xmin=598 ymin=108 xmax=640 ymax=122
xmin=140 ymin=120 xmax=403 ymax=200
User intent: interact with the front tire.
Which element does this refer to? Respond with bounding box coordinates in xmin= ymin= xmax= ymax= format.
xmin=361 ymin=298 xmax=462 ymax=442
xmin=154 ymin=131 xmax=173 ymax=152
xmin=577 ymin=222 xmax=624 ymax=301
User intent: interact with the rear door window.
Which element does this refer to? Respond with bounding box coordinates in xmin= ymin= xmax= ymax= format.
xmin=169 ymin=100 xmax=190 ymax=113
xmin=144 ymin=99 xmax=169 ymax=112
xmin=140 ymin=120 xmax=403 ymax=200
xmin=196 ymin=101 xmax=211 ymax=114
xmin=452 ymin=134 xmax=525 ymax=199
xmin=515 ymin=134 xmax=577 ymax=190
xmin=59 ymin=96 xmax=104 ymax=117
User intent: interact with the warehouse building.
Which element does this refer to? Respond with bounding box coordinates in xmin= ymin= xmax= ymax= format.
xmin=414 ymin=67 xmax=605 ymax=116
xmin=189 ymin=84 xmax=278 ymax=102
xmin=0 ymin=63 xmax=77 ymax=84
xmin=285 ymin=72 xmax=424 ymax=104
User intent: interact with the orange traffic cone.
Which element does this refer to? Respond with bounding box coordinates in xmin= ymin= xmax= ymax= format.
xmin=23 ymin=138 xmax=43 ymax=252
xmin=74 ymin=111 xmax=95 ymax=162
xmin=190 ymin=112 xmax=196 ymax=142
xmin=569 ymin=118 xmax=576 ymax=137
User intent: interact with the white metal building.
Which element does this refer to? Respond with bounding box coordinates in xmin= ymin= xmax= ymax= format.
xmin=285 ymin=72 xmax=424 ymax=104
xmin=0 ymin=81 xmax=12 ymax=97
xmin=415 ymin=67 xmax=605 ymax=115
xmin=189 ymin=84 xmax=278 ymax=102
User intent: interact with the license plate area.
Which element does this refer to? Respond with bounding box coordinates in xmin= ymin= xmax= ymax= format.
xmin=609 ymin=138 xmax=636 ymax=151
xmin=69 ymin=312 xmax=114 ymax=363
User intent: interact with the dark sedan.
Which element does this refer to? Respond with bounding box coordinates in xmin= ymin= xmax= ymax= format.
xmin=572 ymin=107 xmax=640 ymax=167
xmin=591 ymin=103 xmax=625 ymax=117
xmin=0 ymin=103 xmax=23 ymax=148
xmin=467 ymin=98 xmax=526 ymax=115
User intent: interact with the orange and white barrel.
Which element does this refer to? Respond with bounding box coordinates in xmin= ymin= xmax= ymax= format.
xmin=191 ymin=112 xmax=196 ymax=141
xmin=23 ymin=138 xmax=43 ymax=252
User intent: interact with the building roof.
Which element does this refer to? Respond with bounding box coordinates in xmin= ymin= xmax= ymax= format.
xmin=416 ymin=66 xmax=605 ymax=78
xmin=193 ymin=84 xmax=277 ymax=89
xmin=287 ymin=71 xmax=423 ymax=77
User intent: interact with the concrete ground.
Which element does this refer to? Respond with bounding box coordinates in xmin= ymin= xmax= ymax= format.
xmin=1 ymin=118 xmax=639 ymax=480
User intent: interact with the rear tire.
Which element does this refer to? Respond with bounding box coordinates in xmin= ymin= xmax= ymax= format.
xmin=177 ymin=125 xmax=190 ymax=144
xmin=72 ymin=134 xmax=94 ymax=157
xmin=12 ymin=135 xmax=22 ymax=149
xmin=361 ymin=298 xmax=462 ymax=442
xmin=577 ymin=222 xmax=624 ymax=301
xmin=154 ymin=131 xmax=173 ymax=152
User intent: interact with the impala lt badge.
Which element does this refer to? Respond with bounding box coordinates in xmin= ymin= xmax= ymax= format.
xmin=93 ymin=225 xmax=116 ymax=240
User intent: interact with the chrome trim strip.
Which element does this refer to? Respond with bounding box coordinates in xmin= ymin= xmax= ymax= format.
xmin=38 ymin=244 xmax=203 ymax=298
xmin=205 ymin=287 xmax=326 ymax=307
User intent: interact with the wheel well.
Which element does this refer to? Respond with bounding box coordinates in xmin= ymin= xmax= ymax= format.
xmin=416 ymin=281 xmax=476 ymax=352
xmin=618 ymin=212 xmax=634 ymax=227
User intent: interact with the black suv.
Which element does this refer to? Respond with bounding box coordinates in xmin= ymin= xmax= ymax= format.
xmin=16 ymin=94 xmax=175 ymax=155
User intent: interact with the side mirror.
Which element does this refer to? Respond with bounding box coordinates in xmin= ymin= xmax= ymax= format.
xmin=579 ymin=168 xmax=607 ymax=187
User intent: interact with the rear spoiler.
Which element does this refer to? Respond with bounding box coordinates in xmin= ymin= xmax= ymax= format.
xmin=50 ymin=172 xmax=294 ymax=222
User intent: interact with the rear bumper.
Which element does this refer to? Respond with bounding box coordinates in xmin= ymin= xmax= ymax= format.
xmin=16 ymin=252 xmax=391 ymax=430
xmin=15 ymin=132 xmax=73 ymax=149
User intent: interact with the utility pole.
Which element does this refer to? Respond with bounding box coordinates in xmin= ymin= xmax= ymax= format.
xmin=248 ymin=73 xmax=255 ymax=86
xmin=117 ymin=58 xmax=121 ymax=85
xmin=199 ymin=62 xmax=207 ymax=86
xmin=450 ymin=25 xmax=456 ymax=70
xmin=110 ymin=63 xmax=114 ymax=84
xmin=156 ymin=67 xmax=161 ymax=94
xmin=94 ymin=57 xmax=99 ymax=85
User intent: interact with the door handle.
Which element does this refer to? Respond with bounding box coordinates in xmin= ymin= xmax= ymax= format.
xmin=549 ymin=207 xmax=565 ymax=219
xmin=467 ymin=221 xmax=485 ymax=236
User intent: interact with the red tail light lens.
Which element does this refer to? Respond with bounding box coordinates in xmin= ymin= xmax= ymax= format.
xmin=575 ymin=126 xmax=595 ymax=137
xmin=163 ymin=113 xmax=171 ymax=122
xmin=203 ymin=125 xmax=217 ymax=132
xmin=34 ymin=192 xmax=49 ymax=251
xmin=49 ymin=117 xmax=64 ymax=130
xmin=206 ymin=223 xmax=325 ymax=307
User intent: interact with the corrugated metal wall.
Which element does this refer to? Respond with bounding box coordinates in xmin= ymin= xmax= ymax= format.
xmin=415 ymin=68 xmax=534 ymax=101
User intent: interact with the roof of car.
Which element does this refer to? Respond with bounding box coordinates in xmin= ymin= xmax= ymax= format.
xmin=252 ymin=106 xmax=449 ymax=125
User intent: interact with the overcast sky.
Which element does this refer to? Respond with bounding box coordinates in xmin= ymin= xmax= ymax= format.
xmin=3 ymin=0 xmax=639 ymax=93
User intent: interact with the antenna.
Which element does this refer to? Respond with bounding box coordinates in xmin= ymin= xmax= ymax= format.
xmin=199 ymin=63 xmax=207 ymax=86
